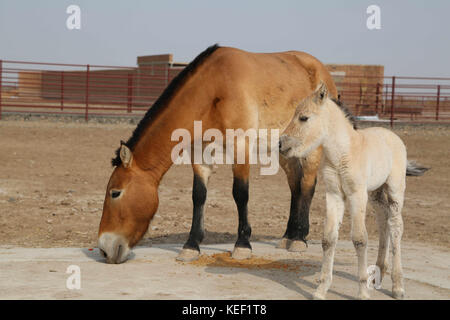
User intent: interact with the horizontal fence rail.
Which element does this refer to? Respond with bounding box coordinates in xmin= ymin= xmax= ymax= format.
xmin=333 ymin=74 xmax=450 ymax=126
xmin=0 ymin=60 xmax=182 ymax=121
xmin=0 ymin=59 xmax=449 ymax=125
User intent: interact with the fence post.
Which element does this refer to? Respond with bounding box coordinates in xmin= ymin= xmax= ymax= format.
xmin=165 ymin=64 xmax=169 ymax=86
xmin=85 ymin=64 xmax=90 ymax=121
xmin=375 ymin=82 xmax=381 ymax=115
xmin=127 ymin=73 xmax=133 ymax=113
xmin=0 ymin=60 xmax=2 ymax=120
xmin=390 ymin=76 xmax=396 ymax=128
xmin=435 ymin=85 xmax=441 ymax=121
xmin=60 ymin=71 xmax=64 ymax=111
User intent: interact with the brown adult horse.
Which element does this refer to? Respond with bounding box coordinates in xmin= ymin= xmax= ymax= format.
xmin=98 ymin=44 xmax=337 ymax=264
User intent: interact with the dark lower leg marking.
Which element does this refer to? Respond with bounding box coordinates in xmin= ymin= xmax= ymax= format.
xmin=233 ymin=177 xmax=252 ymax=249
xmin=183 ymin=174 xmax=207 ymax=252
xmin=284 ymin=170 xmax=316 ymax=243
xmin=352 ymin=239 xmax=367 ymax=249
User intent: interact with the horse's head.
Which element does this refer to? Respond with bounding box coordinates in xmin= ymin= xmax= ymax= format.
xmin=98 ymin=144 xmax=159 ymax=264
xmin=279 ymin=81 xmax=329 ymax=159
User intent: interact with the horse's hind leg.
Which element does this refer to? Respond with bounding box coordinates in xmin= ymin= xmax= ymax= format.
xmin=231 ymin=163 xmax=252 ymax=260
xmin=369 ymin=187 xmax=390 ymax=281
xmin=177 ymin=164 xmax=212 ymax=262
xmin=278 ymin=147 xmax=321 ymax=252
xmin=386 ymin=178 xmax=406 ymax=299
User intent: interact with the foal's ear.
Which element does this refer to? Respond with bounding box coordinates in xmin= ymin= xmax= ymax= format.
xmin=315 ymin=81 xmax=328 ymax=103
xmin=119 ymin=143 xmax=133 ymax=168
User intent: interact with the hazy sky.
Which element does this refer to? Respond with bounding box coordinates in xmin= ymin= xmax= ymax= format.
xmin=0 ymin=0 xmax=449 ymax=77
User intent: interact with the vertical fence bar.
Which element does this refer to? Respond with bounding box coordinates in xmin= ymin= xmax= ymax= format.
xmin=375 ymin=82 xmax=380 ymax=115
xmin=390 ymin=76 xmax=396 ymax=128
xmin=127 ymin=73 xmax=133 ymax=113
xmin=0 ymin=60 xmax=2 ymax=120
xmin=60 ymin=71 xmax=64 ymax=111
xmin=435 ymin=85 xmax=441 ymax=121
xmin=85 ymin=64 xmax=90 ymax=121
xmin=165 ymin=64 xmax=169 ymax=86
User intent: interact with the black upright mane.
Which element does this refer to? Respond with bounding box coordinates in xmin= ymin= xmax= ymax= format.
xmin=331 ymin=97 xmax=358 ymax=130
xmin=112 ymin=44 xmax=221 ymax=167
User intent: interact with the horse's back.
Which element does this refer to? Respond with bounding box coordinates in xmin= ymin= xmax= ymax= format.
xmin=203 ymin=47 xmax=337 ymax=131
xmin=361 ymin=127 xmax=406 ymax=153
xmin=360 ymin=127 xmax=407 ymax=190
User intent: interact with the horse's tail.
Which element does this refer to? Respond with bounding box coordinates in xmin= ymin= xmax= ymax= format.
xmin=406 ymin=160 xmax=430 ymax=176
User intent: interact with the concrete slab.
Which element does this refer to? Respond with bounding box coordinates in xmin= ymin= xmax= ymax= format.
xmin=0 ymin=240 xmax=448 ymax=300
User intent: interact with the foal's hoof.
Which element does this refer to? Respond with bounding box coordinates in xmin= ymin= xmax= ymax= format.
xmin=176 ymin=248 xmax=200 ymax=262
xmin=392 ymin=288 xmax=405 ymax=300
xmin=231 ymin=247 xmax=252 ymax=260
xmin=312 ymin=291 xmax=326 ymax=300
xmin=288 ymin=240 xmax=307 ymax=252
xmin=276 ymin=238 xmax=291 ymax=249
xmin=357 ymin=289 xmax=371 ymax=300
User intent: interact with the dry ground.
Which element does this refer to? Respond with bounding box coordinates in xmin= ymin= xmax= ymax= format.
xmin=0 ymin=118 xmax=449 ymax=250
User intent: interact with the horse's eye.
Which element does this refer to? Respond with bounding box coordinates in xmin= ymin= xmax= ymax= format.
xmin=111 ymin=190 xmax=121 ymax=199
xmin=299 ymin=116 xmax=309 ymax=122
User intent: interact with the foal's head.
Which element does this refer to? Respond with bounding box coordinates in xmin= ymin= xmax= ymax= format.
xmin=279 ymin=82 xmax=330 ymax=158
xmin=98 ymin=144 xmax=159 ymax=264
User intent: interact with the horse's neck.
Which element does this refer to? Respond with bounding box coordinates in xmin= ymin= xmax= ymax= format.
xmin=132 ymin=80 xmax=210 ymax=184
xmin=321 ymin=101 xmax=359 ymax=169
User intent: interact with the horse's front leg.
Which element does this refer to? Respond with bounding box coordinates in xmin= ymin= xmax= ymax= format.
xmin=278 ymin=147 xmax=321 ymax=252
xmin=313 ymin=191 xmax=344 ymax=300
xmin=177 ymin=164 xmax=212 ymax=262
xmin=231 ymin=163 xmax=252 ymax=260
xmin=348 ymin=190 xmax=370 ymax=300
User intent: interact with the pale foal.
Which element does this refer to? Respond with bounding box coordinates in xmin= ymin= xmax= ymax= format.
xmin=279 ymin=82 xmax=427 ymax=299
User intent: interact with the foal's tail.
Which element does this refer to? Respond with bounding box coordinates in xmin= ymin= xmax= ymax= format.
xmin=406 ymin=160 xmax=430 ymax=176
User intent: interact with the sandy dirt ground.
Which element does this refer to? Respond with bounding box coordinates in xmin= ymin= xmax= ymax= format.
xmin=0 ymin=241 xmax=448 ymax=300
xmin=0 ymin=118 xmax=449 ymax=299
xmin=0 ymin=118 xmax=448 ymax=248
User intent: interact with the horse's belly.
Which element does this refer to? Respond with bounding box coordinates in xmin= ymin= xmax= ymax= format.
xmin=367 ymin=172 xmax=389 ymax=191
xmin=366 ymin=153 xmax=392 ymax=191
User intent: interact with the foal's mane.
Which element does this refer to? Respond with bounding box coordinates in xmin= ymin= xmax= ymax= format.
xmin=330 ymin=97 xmax=358 ymax=130
xmin=112 ymin=44 xmax=221 ymax=167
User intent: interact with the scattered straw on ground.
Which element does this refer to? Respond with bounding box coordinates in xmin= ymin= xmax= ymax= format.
xmin=186 ymin=252 xmax=314 ymax=272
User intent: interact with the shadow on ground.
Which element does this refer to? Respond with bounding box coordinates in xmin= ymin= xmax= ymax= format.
xmin=139 ymin=231 xmax=287 ymax=246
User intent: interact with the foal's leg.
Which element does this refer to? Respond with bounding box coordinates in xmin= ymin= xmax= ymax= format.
xmin=177 ymin=164 xmax=212 ymax=262
xmin=278 ymin=147 xmax=321 ymax=252
xmin=348 ymin=190 xmax=370 ymax=300
xmin=386 ymin=185 xmax=405 ymax=299
xmin=313 ymin=192 xmax=344 ymax=300
xmin=369 ymin=187 xmax=390 ymax=281
xmin=231 ymin=163 xmax=252 ymax=260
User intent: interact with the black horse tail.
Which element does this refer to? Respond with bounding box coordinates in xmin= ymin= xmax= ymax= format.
xmin=406 ymin=160 xmax=430 ymax=176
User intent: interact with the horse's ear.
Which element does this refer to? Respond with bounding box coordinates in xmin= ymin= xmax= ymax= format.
xmin=315 ymin=81 xmax=328 ymax=103
xmin=120 ymin=143 xmax=133 ymax=168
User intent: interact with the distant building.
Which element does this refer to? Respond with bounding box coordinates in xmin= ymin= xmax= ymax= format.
xmin=327 ymin=64 xmax=385 ymax=115
xmin=19 ymin=53 xmax=385 ymax=115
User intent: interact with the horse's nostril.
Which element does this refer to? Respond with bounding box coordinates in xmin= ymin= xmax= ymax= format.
xmin=279 ymin=140 xmax=282 ymax=149
xmin=117 ymin=245 xmax=122 ymax=260
xmin=100 ymin=249 xmax=107 ymax=258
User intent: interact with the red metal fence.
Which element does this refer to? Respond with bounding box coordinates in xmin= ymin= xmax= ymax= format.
xmin=0 ymin=59 xmax=449 ymax=126
xmin=335 ymin=74 xmax=450 ymax=126
xmin=0 ymin=60 xmax=183 ymax=121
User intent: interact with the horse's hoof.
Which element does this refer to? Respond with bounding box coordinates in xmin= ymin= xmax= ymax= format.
xmin=276 ymin=238 xmax=291 ymax=249
xmin=231 ymin=247 xmax=252 ymax=260
xmin=288 ymin=240 xmax=307 ymax=252
xmin=312 ymin=291 xmax=326 ymax=300
xmin=357 ymin=290 xmax=371 ymax=300
xmin=176 ymin=248 xmax=200 ymax=262
xmin=392 ymin=288 xmax=405 ymax=300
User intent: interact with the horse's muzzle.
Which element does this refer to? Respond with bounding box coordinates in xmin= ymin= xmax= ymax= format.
xmin=279 ymin=135 xmax=299 ymax=157
xmin=98 ymin=232 xmax=131 ymax=264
